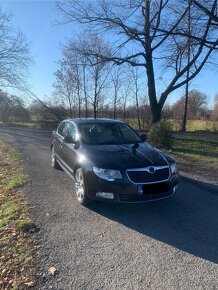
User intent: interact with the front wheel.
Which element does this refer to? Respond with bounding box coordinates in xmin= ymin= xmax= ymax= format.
xmin=75 ymin=168 xmax=89 ymax=205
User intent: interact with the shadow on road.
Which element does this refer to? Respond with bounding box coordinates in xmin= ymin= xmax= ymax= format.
xmin=88 ymin=177 xmax=218 ymax=264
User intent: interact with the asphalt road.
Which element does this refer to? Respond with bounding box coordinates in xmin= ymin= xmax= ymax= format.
xmin=0 ymin=127 xmax=218 ymax=290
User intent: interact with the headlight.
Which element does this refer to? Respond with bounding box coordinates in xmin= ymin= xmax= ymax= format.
xmin=170 ymin=163 xmax=178 ymax=175
xmin=93 ymin=167 xmax=122 ymax=181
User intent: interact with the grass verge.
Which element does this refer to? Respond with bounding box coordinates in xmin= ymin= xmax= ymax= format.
xmin=166 ymin=132 xmax=218 ymax=183
xmin=0 ymin=142 xmax=36 ymax=289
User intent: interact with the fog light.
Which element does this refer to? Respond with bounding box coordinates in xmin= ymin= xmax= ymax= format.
xmin=96 ymin=192 xmax=114 ymax=199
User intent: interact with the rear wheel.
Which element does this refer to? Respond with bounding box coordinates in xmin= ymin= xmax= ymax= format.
xmin=75 ymin=168 xmax=89 ymax=205
xmin=51 ymin=146 xmax=60 ymax=169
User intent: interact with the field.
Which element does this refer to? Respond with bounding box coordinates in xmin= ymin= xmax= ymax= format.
xmin=170 ymin=120 xmax=218 ymax=132
xmin=166 ymin=132 xmax=218 ymax=183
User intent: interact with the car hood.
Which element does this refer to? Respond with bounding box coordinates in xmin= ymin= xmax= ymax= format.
xmin=82 ymin=143 xmax=169 ymax=170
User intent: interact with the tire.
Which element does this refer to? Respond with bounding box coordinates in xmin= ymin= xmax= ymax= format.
xmin=75 ymin=168 xmax=89 ymax=205
xmin=51 ymin=146 xmax=60 ymax=169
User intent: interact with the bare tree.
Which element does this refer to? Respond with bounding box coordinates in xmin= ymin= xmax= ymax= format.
xmin=0 ymin=90 xmax=12 ymax=123
xmin=57 ymin=0 xmax=217 ymax=123
xmin=172 ymin=89 xmax=208 ymax=123
xmin=0 ymin=90 xmax=30 ymax=124
xmin=110 ymin=65 xmax=126 ymax=119
xmin=212 ymin=93 xmax=218 ymax=120
xmin=68 ymin=34 xmax=111 ymax=118
xmin=182 ymin=0 xmax=192 ymax=131
xmin=120 ymin=79 xmax=131 ymax=122
xmin=130 ymin=67 xmax=142 ymax=131
xmin=53 ymin=67 xmax=76 ymax=118
xmin=0 ymin=8 xmax=31 ymax=89
xmin=192 ymin=0 xmax=218 ymax=26
xmin=28 ymin=99 xmax=67 ymax=122
xmin=188 ymin=90 xmax=208 ymax=118
xmin=53 ymin=42 xmax=86 ymax=118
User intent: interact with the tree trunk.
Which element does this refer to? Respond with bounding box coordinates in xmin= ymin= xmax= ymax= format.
xmin=93 ymin=102 xmax=97 ymax=118
xmin=93 ymin=67 xmax=99 ymax=119
xmin=182 ymin=81 xmax=189 ymax=131
xmin=136 ymin=106 xmax=141 ymax=131
xmin=68 ymin=96 xmax=73 ymax=118
xmin=150 ymin=104 xmax=161 ymax=123
xmin=144 ymin=0 xmax=159 ymax=124
xmin=76 ymin=81 xmax=81 ymax=118
xmin=123 ymin=104 xmax=126 ymax=122
xmin=113 ymin=94 xmax=117 ymax=119
xmin=77 ymin=87 xmax=81 ymax=118
xmin=135 ymin=80 xmax=141 ymax=131
xmin=182 ymin=1 xmax=191 ymax=132
xmin=83 ymin=65 xmax=88 ymax=118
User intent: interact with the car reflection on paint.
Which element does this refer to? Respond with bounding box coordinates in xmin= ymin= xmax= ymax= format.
xmin=51 ymin=118 xmax=179 ymax=205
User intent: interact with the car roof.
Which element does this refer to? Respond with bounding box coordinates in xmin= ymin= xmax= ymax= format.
xmin=64 ymin=118 xmax=124 ymax=125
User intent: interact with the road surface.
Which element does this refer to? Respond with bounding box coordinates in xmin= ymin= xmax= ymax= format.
xmin=0 ymin=127 xmax=218 ymax=290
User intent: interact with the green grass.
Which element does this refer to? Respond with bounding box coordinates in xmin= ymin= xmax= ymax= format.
xmin=186 ymin=120 xmax=218 ymax=132
xmin=126 ymin=118 xmax=218 ymax=132
xmin=0 ymin=120 xmax=41 ymax=129
xmin=0 ymin=120 xmax=58 ymax=129
xmin=166 ymin=132 xmax=218 ymax=181
xmin=6 ymin=175 xmax=26 ymax=189
xmin=172 ymin=135 xmax=217 ymax=159
xmin=0 ymin=142 xmax=36 ymax=289
xmin=0 ymin=201 xmax=21 ymax=232
xmin=169 ymin=120 xmax=218 ymax=132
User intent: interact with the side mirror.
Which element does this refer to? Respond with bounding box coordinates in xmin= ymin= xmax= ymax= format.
xmin=64 ymin=135 xmax=75 ymax=143
xmin=74 ymin=140 xmax=80 ymax=149
xmin=141 ymin=134 xmax=147 ymax=142
xmin=64 ymin=135 xmax=80 ymax=149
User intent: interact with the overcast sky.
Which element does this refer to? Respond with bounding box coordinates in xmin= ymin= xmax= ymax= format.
xmin=1 ymin=0 xmax=218 ymax=108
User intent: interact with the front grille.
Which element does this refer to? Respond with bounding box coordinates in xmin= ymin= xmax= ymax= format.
xmin=126 ymin=167 xmax=169 ymax=184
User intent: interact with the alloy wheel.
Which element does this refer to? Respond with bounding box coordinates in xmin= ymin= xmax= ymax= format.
xmin=75 ymin=168 xmax=85 ymax=203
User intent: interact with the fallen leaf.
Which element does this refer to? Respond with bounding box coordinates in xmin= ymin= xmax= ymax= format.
xmin=24 ymin=281 xmax=35 ymax=287
xmin=48 ymin=266 xmax=57 ymax=275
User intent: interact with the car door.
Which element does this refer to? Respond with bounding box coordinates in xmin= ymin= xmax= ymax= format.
xmin=61 ymin=122 xmax=78 ymax=175
xmin=54 ymin=121 xmax=66 ymax=163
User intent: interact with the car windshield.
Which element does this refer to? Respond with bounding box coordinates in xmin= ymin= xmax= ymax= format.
xmin=79 ymin=123 xmax=142 ymax=145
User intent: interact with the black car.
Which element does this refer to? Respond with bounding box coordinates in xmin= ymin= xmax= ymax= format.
xmin=51 ymin=118 xmax=179 ymax=205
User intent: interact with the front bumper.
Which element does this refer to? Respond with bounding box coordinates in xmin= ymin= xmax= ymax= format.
xmin=85 ymin=170 xmax=179 ymax=203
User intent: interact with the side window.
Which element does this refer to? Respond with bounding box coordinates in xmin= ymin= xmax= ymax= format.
xmin=62 ymin=122 xmax=76 ymax=138
xmin=57 ymin=122 xmax=66 ymax=137
xmin=65 ymin=123 xmax=76 ymax=139
xmin=62 ymin=123 xmax=69 ymax=137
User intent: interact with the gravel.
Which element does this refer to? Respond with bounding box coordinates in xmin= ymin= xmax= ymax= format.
xmin=0 ymin=127 xmax=218 ymax=290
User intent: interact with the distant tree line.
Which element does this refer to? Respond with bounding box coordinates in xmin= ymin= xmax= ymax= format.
xmin=0 ymin=90 xmax=30 ymax=124
xmin=1 ymin=88 xmax=217 ymax=131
